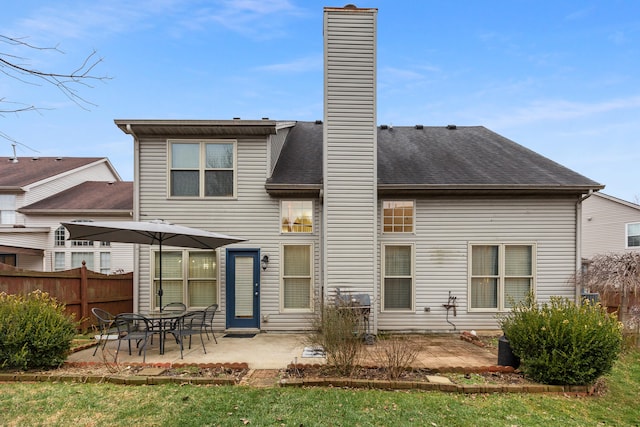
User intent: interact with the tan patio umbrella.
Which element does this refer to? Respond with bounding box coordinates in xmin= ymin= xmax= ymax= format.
xmin=62 ymin=220 xmax=246 ymax=310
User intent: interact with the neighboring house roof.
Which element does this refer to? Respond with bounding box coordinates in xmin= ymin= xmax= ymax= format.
xmin=19 ymin=181 xmax=133 ymax=216
xmin=266 ymin=122 xmax=603 ymax=196
xmin=0 ymin=157 xmax=114 ymax=190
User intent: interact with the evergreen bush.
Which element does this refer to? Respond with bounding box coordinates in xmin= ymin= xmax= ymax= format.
xmin=0 ymin=290 xmax=78 ymax=370
xmin=498 ymin=295 xmax=622 ymax=385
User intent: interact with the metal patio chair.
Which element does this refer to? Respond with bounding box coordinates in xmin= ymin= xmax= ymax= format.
xmin=202 ymin=303 xmax=219 ymax=343
xmin=172 ymin=311 xmax=207 ymax=359
xmin=113 ymin=313 xmax=153 ymax=363
xmin=91 ymin=307 xmax=117 ymax=356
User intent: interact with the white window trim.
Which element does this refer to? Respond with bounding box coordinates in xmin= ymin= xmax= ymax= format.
xmin=467 ymin=242 xmax=537 ymax=313
xmin=167 ymin=139 xmax=238 ymax=199
xmin=625 ymin=222 xmax=640 ymax=249
xmin=381 ymin=242 xmax=415 ymax=312
xmin=149 ymin=248 xmax=219 ymax=311
xmin=381 ymin=200 xmax=416 ymax=234
xmin=280 ymin=200 xmax=314 ymax=234
xmin=279 ymin=242 xmax=314 ymax=313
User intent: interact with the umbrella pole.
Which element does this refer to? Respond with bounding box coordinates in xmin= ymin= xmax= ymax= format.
xmin=158 ymin=238 xmax=163 ymax=311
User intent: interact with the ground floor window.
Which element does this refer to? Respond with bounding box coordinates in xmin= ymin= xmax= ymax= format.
xmin=469 ymin=243 xmax=535 ymax=311
xmin=71 ymin=252 xmax=93 ymax=270
xmin=382 ymin=244 xmax=414 ymax=311
xmin=152 ymin=250 xmax=217 ymax=309
xmin=54 ymin=252 xmax=65 ymax=271
xmin=627 ymin=223 xmax=640 ymax=248
xmin=100 ymin=252 xmax=111 ymax=274
xmin=281 ymin=244 xmax=313 ymax=311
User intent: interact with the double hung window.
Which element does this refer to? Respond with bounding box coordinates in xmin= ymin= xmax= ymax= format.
xmin=281 ymin=244 xmax=313 ymax=310
xmin=382 ymin=244 xmax=414 ymax=311
xmin=0 ymin=195 xmax=16 ymax=225
xmin=153 ymin=250 xmax=217 ymax=309
xmin=100 ymin=252 xmax=111 ymax=274
xmin=170 ymin=140 xmax=236 ymax=197
xmin=469 ymin=244 xmax=535 ymax=311
xmin=627 ymin=223 xmax=640 ymax=248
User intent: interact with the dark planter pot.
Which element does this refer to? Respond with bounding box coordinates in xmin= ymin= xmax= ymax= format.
xmin=497 ymin=335 xmax=520 ymax=368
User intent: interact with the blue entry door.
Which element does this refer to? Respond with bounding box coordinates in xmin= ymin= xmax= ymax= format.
xmin=225 ymin=249 xmax=260 ymax=329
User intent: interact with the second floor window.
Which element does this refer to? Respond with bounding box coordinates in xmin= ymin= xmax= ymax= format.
xmin=170 ymin=140 xmax=236 ymax=198
xmin=55 ymin=226 xmax=66 ymax=247
xmin=383 ymin=201 xmax=414 ymax=233
xmin=281 ymin=201 xmax=313 ymax=233
xmin=0 ymin=194 xmax=16 ymax=225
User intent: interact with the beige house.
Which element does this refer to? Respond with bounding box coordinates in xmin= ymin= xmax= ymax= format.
xmin=0 ymin=156 xmax=134 ymax=273
xmin=581 ymin=192 xmax=640 ymax=260
xmin=115 ymin=6 xmax=603 ymax=333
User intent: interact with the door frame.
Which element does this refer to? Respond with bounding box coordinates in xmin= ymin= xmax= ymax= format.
xmin=225 ymin=248 xmax=260 ymax=329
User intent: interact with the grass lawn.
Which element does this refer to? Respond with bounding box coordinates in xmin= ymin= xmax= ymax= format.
xmin=0 ymin=350 xmax=638 ymax=426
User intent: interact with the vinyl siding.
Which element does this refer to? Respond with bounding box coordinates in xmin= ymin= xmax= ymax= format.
xmin=323 ymin=9 xmax=378 ymax=310
xmin=582 ymin=193 xmax=640 ymax=258
xmin=378 ymin=197 xmax=579 ymax=331
xmin=136 ymin=136 xmax=321 ymax=331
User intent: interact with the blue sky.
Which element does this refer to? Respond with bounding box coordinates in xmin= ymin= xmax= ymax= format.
xmin=2 ymin=1 xmax=639 ymax=202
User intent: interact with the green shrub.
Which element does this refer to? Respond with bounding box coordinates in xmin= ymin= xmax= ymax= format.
xmin=307 ymin=304 xmax=363 ymax=376
xmin=498 ymin=295 xmax=622 ymax=385
xmin=0 ymin=291 xmax=78 ymax=370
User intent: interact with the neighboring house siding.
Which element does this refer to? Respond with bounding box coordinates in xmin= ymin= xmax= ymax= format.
xmin=6 ymin=215 xmax=134 ymax=273
xmin=137 ymin=136 xmax=321 ymax=331
xmin=582 ymin=193 xmax=640 ymax=259
xmin=377 ymin=197 xmax=578 ymax=331
xmin=323 ymin=9 xmax=378 ymax=311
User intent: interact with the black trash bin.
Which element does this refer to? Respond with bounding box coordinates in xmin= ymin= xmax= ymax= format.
xmin=497 ymin=335 xmax=520 ymax=368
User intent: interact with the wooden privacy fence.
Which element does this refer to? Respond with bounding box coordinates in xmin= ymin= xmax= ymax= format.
xmin=0 ymin=262 xmax=133 ymax=331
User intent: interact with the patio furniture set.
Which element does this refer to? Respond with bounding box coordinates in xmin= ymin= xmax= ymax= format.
xmin=91 ymin=304 xmax=219 ymax=362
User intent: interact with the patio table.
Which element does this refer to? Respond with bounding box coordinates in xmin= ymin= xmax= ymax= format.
xmin=144 ymin=310 xmax=186 ymax=354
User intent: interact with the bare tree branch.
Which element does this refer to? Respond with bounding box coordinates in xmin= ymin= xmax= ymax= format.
xmin=575 ymin=252 xmax=640 ymax=325
xmin=0 ymin=35 xmax=110 ymax=114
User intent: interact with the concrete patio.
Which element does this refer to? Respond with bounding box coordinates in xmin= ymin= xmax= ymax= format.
xmin=67 ymin=331 xmax=502 ymax=371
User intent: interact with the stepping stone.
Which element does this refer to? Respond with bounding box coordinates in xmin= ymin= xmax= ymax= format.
xmin=426 ymin=375 xmax=452 ymax=384
xmin=137 ymin=367 xmax=166 ymax=376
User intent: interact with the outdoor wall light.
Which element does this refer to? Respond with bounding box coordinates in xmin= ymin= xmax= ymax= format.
xmin=261 ymin=254 xmax=269 ymax=271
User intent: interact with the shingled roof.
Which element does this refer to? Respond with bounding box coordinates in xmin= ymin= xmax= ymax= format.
xmin=19 ymin=181 xmax=133 ymax=215
xmin=266 ymin=121 xmax=603 ymax=196
xmin=0 ymin=157 xmax=108 ymax=189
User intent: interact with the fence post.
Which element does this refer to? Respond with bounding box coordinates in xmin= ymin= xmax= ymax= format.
xmin=80 ymin=261 xmax=89 ymax=331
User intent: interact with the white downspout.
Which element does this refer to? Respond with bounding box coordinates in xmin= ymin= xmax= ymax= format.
xmin=575 ymin=189 xmax=594 ymax=303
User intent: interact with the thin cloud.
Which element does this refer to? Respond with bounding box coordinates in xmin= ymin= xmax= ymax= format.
xmin=181 ymin=0 xmax=305 ymax=39
xmin=256 ymin=55 xmax=321 ymax=73
xmin=487 ymin=95 xmax=640 ymax=128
